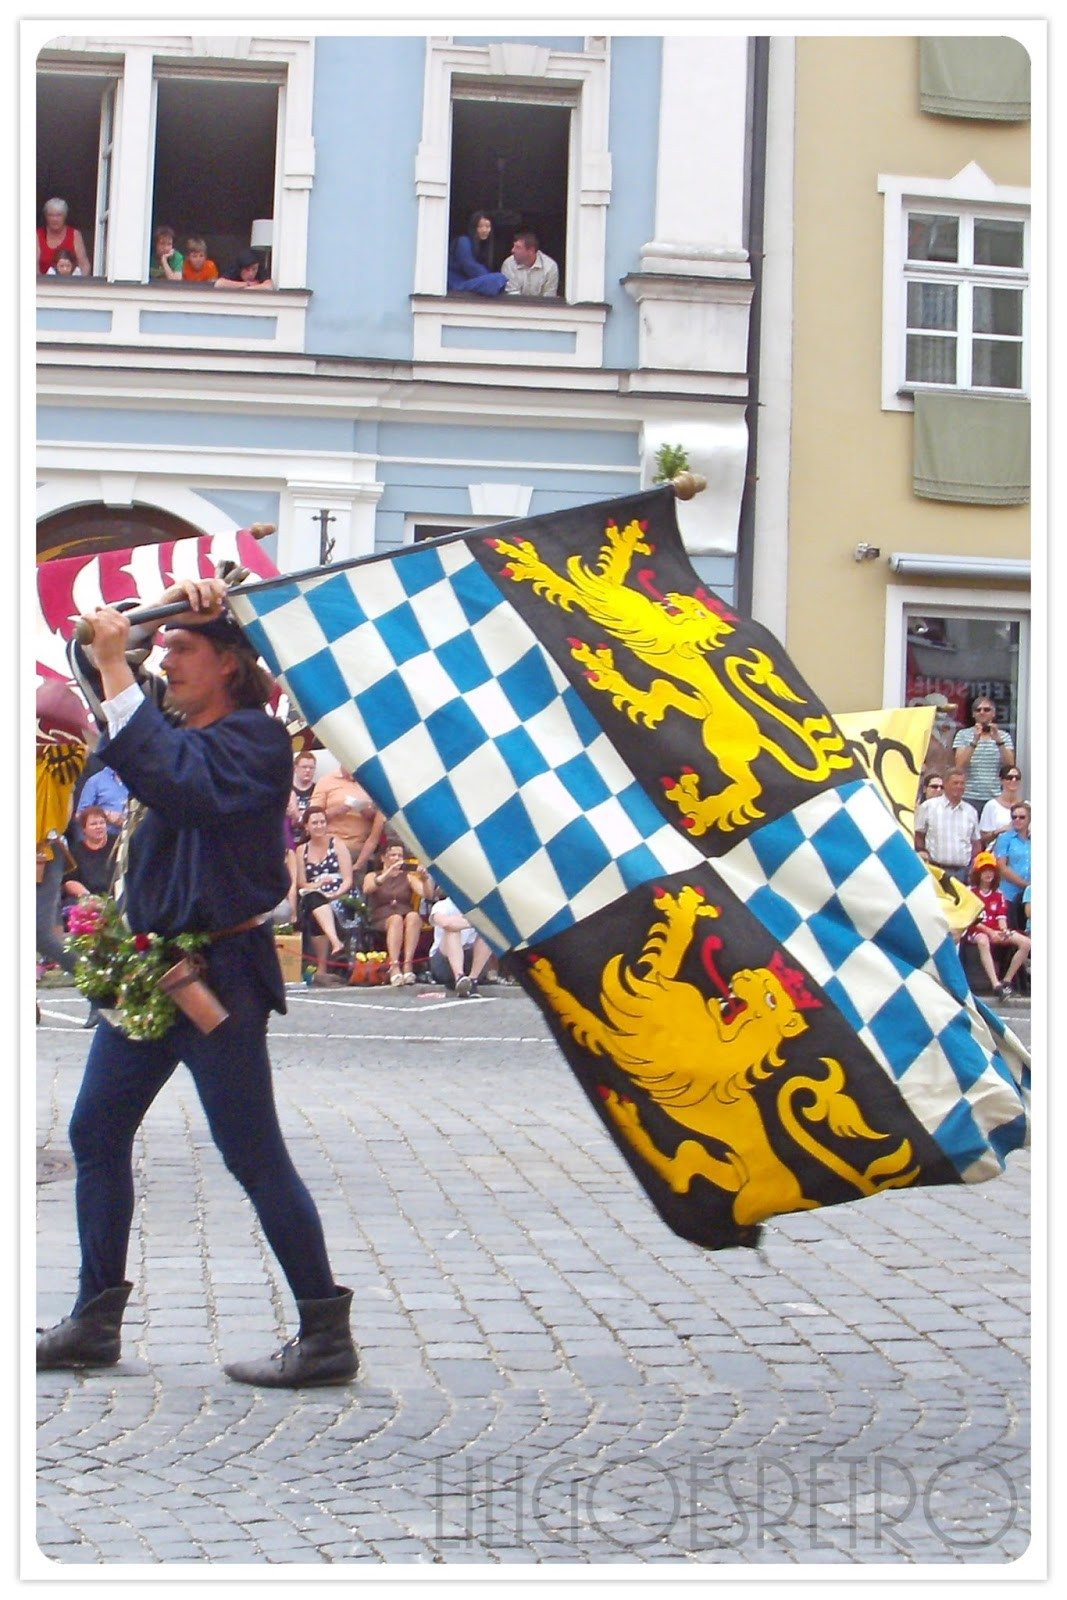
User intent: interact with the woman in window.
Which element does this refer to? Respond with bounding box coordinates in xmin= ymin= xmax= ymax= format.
xmin=447 ymin=210 xmax=506 ymax=297
xmin=37 ymin=198 xmax=91 ymax=277
xmin=215 ymin=247 xmax=273 ymax=291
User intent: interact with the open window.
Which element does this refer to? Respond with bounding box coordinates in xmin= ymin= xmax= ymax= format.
xmin=449 ymin=92 xmax=571 ymax=293
xmin=37 ymin=69 xmax=119 ymax=275
xmin=37 ymin=40 xmax=312 ymax=289
xmin=149 ymin=74 xmax=280 ymax=277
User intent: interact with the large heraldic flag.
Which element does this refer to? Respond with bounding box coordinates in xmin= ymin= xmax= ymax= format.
xmin=229 ymin=487 xmax=1029 ymax=1250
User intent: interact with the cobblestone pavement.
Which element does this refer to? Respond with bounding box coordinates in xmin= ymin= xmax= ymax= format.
xmin=35 ymin=982 xmax=1032 ymax=1568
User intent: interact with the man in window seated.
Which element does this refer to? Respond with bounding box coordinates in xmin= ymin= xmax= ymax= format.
xmin=502 ymin=231 xmax=559 ymax=298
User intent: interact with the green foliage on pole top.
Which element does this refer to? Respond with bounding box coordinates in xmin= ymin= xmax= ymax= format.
xmin=652 ymin=443 xmax=690 ymax=483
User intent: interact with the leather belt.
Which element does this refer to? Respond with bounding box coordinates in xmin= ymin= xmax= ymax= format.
xmin=207 ymin=913 xmax=271 ymax=942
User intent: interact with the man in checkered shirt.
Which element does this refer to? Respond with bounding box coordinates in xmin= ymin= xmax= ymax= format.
xmin=914 ymin=768 xmax=981 ymax=874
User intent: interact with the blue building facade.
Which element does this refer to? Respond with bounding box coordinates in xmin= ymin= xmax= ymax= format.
xmin=36 ymin=32 xmax=760 ymax=603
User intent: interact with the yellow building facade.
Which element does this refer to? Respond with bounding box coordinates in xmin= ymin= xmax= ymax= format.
xmin=769 ymin=34 xmax=1033 ymax=777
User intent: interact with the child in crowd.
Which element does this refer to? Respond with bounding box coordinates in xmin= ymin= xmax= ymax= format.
xmin=47 ymin=249 xmax=81 ymax=277
xmin=182 ymin=237 xmax=218 ymax=282
xmin=149 ymin=224 xmax=184 ymax=280
xmin=964 ymin=851 xmax=1030 ymax=1000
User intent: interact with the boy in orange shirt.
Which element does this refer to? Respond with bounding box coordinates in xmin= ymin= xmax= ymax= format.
xmin=182 ymin=237 xmax=218 ymax=281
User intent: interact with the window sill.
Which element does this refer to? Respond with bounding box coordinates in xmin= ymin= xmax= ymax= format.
xmin=411 ymin=293 xmax=608 ymax=367
xmin=36 ymin=279 xmax=311 ymax=353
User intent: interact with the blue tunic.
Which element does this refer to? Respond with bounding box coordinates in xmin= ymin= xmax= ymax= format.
xmin=97 ymin=696 xmax=292 ymax=1012
xmin=447 ymin=232 xmax=507 ymax=296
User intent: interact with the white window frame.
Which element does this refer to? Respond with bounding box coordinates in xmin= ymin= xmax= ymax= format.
xmin=878 ymin=163 xmax=1030 ymax=412
xmin=36 ymin=36 xmax=314 ymax=289
xmin=412 ymin=37 xmax=612 ymax=366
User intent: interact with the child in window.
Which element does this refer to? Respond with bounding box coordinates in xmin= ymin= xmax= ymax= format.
xmin=149 ymin=224 xmax=184 ymax=280
xmin=182 ymin=237 xmax=219 ymax=282
xmin=47 ymin=249 xmax=81 ymax=277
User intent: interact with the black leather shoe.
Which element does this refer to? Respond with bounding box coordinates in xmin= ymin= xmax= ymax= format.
xmin=224 ymin=1286 xmax=358 ymax=1388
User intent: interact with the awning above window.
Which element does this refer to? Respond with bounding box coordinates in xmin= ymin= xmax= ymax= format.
xmin=913 ymin=391 xmax=1030 ymax=505
xmin=919 ymin=37 xmax=1031 ymax=121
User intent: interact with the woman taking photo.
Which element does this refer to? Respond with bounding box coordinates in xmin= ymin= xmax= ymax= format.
xmin=363 ymin=843 xmax=431 ymax=986
xmin=296 ymin=806 xmax=353 ymax=986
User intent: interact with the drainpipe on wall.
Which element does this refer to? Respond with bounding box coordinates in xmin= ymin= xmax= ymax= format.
xmin=735 ymin=35 xmax=770 ymax=617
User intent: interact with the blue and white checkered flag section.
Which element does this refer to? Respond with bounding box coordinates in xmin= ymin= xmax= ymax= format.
xmin=229 ymin=486 xmax=1029 ymax=1250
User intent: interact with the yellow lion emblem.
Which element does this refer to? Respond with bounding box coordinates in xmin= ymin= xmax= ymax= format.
xmin=528 ymin=885 xmax=919 ymax=1227
xmin=488 ymin=516 xmax=853 ymax=834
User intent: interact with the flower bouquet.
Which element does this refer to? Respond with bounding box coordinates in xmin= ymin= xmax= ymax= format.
xmin=65 ymin=896 xmax=210 ymax=1040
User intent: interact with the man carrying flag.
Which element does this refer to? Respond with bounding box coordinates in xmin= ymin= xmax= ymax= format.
xmin=37 ymin=577 xmax=358 ymax=1387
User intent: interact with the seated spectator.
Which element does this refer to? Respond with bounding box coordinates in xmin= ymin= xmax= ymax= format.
xmin=994 ymin=801 xmax=1031 ymax=932
xmin=502 ymin=230 xmax=559 ymax=298
xmin=46 ymin=248 xmax=82 ymax=278
xmin=214 ymin=247 xmax=273 ymax=290
xmin=979 ymin=764 xmax=1025 ymax=848
xmin=363 ymin=843 xmax=432 ymax=986
xmin=963 ymin=852 xmax=1030 ymax=1000
xmin=271 ymin=846 xmax=299 ymax=929
xmin=37 ymin=198 xmax=91 ymax=277
xmin=447 ymin=211 xmax=507 ymax=297
xmin=914 ymin=769 xmax=980 ymax=876
xmin=311 ymin=765 xmax=386 ymax=877
xmin=296 ymin=806 xmax=353 ymax=986
xmin=61 ymin=806 xmax=116 ymax=912
xmin=76 ymin=760 xmax=129 ymax=830
xmin=428 ymin=895 xmax=493 ymax=997
xmin=287 ymin=749 xmax=318 ymax=849
xmin=149 ymin=224 xmax=184 ymax=280
xmin=182 ymin=237 xmax=219 ymax=282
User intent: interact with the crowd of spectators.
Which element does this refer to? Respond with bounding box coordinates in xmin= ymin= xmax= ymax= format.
xmin=914 ymin=695 xmax=1033 ymax=999
xmin=37 ymin=201 xmax=274 ymax=290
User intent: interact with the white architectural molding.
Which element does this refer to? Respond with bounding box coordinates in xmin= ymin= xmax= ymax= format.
xmin=411 ymin=293 xmax=607 ymax=368
xmin=36 ymin=282 xmax=311 ymax=353
xmin=468 ymin=482 xmax=533 ymax=519
xmin=627 ymin=35 xmax=753 ymax=376
xmin=280 ymin=478 xmax=385 ymax=572
xmin=622 ymin=273 xmax=752 ymax=375
xmin=36 ymin=475 xmax=244 ymax=536
xmin=750 ymin=34 xmax=796 ymax=638
xmin=413 ymin=37 xmax=611 ymax=306
xmin=643 ymin=36 xmax=750 ymax=272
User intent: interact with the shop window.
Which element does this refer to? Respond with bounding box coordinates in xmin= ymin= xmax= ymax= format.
xmin=904 ymin=609 xmax=1027 ymax=772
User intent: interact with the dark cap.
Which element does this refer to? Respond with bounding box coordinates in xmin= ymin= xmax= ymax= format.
xmin=162 ymin=610 xmax=253 ymax=649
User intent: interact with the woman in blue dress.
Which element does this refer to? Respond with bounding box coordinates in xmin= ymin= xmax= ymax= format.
xmin=447 ymin=210 xmax=507 ymax=296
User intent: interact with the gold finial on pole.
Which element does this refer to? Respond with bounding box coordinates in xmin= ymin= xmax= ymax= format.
xmin=669 ymin=471 xmax=707 ymax=501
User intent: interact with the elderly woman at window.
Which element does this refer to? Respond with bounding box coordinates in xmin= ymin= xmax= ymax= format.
xmin=37 ymin=198 xmax=91 ymax=277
